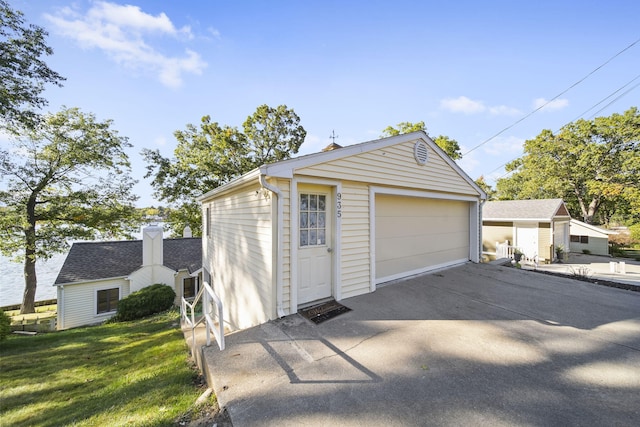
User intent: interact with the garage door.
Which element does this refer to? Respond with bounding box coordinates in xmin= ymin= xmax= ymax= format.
xmin=375 ymin=194 xmax=470 ymax=282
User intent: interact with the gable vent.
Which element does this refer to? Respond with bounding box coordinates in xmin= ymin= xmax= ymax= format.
xmin=414 ymin=140 xmax=429 ymax=165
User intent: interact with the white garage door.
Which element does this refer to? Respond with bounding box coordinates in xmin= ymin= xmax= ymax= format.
xmin=375 ymin=194 xmax=470 ymax=282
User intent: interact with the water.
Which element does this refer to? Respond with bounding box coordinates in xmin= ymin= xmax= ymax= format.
xmin=0 ymin=253 xmax=66 ymax=306
xmin=0 ymin=224 xmax=167 ymax=307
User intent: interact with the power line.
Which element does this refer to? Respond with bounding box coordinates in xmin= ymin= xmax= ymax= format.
xmin=481 ymin=73 xmax=640 ymax=179
xmin=463 ymin=36 xmax=640 ymax=157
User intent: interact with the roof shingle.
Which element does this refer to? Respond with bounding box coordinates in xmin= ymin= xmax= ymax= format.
xmin=483 ymin=199 xmax=570 ymax=221
xmin=55 ymin=238 xmax=201 ymax=285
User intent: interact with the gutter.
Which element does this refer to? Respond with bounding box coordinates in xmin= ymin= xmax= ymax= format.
xmin=259 ymin=174 xmax=286 ymax=318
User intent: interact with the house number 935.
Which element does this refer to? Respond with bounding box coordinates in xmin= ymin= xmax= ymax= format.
xmin=336 ymin=192 xmax=342 ymax=218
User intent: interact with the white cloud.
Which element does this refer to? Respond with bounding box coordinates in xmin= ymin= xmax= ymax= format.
xmin=45 ymin=2 xmax=206 ymax=88
xmin=207 ymin=27 xmax=221 ymax=39
xmin=440 ymin=96 xmax=521 ymax=116
xmin=482 ymin=135 xmax=525 ymax=156
xmin=533 ymin=97 xmax=569 ymax=112
xmin=153 ymin=136 xmax=167 ymax=147
xmin=440 ymin=96 xmax=486 ymax=114
xmin=489 ymin=105 xmax=522 ymax=116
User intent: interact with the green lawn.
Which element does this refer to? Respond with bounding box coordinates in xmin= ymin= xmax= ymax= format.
xmin=0 ymin=309 xmax=214 ymax=427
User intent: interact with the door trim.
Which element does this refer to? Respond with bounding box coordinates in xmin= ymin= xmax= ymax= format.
xmin=290 ymin=178 xmax=342 ymax=314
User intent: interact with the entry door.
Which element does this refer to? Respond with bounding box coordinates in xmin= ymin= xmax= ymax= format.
xmin=516 ymin=223 xmax=538 ymax=259
xmin=297 ymin=185 xmax=333 ymax=305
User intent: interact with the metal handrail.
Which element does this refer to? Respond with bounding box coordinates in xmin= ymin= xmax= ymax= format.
xmin=181 ymin=280 xmax=225 ymax=351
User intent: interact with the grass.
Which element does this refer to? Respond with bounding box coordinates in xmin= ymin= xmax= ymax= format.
xmin=0 ymin=309 xmax=214 ymax=427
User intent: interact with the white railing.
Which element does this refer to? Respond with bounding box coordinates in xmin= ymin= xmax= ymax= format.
xmin=181 ymin=281 xmax=225 ymax=351
xmin=495 ymin=241 xmax=539 ymax=266
xmin=496 ymin=241 xmax=518 ymax=259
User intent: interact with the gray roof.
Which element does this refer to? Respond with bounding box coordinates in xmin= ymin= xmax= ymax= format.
xmin=55 ymin=238 xmax=201 ymax=285
xmin=483 ymin=199 xmax=571 ymax=221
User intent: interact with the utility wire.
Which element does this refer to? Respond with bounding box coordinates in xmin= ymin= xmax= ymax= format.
xmin=463 ymin=36 xmax=640 ymax=157
xmin=481 ymin=73 xmax=640 ymax=179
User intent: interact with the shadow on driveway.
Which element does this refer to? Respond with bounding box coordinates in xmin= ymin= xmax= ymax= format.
xmin=202 ymin=263 xmax=640 ymax=427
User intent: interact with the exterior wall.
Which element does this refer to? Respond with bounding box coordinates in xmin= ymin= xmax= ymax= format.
xmin=339 ymin=181 xmax=371 ymax=299
xmin=57 ymin=278 xmax=129 ymax=330
xmin=129 ymin=264 xmax=176 ymax=294
xmin=482 ymin=221 xmax=514 ymax=254
xmin=296 ymin=140 xmax=480 ymax=197
xmin=539 ymin=223 xmax=552 ymax=262
xmin=276 ymin=178 xmax=292 ymax=314
xmin=203 ymin=181 xmax=274 ymax=331
xmin=570 ymin=222 xmax=610 ymax=256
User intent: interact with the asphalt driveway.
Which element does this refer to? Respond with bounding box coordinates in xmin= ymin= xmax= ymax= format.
xmin=202 ymin=262 xmax=640 ymax=426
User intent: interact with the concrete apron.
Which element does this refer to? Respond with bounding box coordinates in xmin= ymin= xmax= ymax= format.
xmin=200 ymin=263 xmax=640 ymax=427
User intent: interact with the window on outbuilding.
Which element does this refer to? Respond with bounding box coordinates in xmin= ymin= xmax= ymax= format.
xmin=97 ymin=288 xmax=119 ymax=314
xmin=183 ymin=277 xmax=198 ymax=299
xmin=570 ymin=235 xmax=589 ymax=244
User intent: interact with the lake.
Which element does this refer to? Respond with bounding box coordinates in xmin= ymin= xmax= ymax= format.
xmin=0 ymin=253 xmax=66 ymax=306
xmin=0 ymin=224 xmax=166 ymax=307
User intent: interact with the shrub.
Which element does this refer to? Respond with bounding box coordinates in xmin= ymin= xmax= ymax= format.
xmin=0 ymin=310 xmax=11 ymax=340
xmin=630 ymin=224 xmax=640 ymax=246
xmin=113 ymin=284 xmax=176 ymax=322
xmin=582 ymin=249 xmax=591 ymax=255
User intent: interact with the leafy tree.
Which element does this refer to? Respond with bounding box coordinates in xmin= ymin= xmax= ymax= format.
xmin=143 ymin=104 xmax=306 ymax=235
xmin=0 ymin=0 xmax=64 ymax=130
xmin=475 ymin=176 xmax=496 ymax=200
xmin=381 ymin=121 xmax=462 ymax=160
xmin=496 ymin=107 xmax=640 ymax=224
xmin=0 ymin=107 xmax=139 ymax=314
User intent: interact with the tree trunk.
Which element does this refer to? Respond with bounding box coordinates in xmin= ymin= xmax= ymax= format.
xmin=20 ymin=194 xmax=38 ymax=314
xmin=584 ymin=197 xmax=600 ymax=225
xmin=21 ymin=251 xmax=37 ymax=314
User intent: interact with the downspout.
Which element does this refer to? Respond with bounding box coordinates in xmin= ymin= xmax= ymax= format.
xmin=58 ymin=285 xmax=64 ymax=330
xmin=259 ymin=174 xmax=286 ymax=318
xmin=479 ymin=199 xmax=486 ymax=263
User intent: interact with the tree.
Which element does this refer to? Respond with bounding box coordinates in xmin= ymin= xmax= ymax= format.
xmin=496 ymin=107 xmax=640 ymax=224
xmin=1 ymin=0 xmax=64 ymax=130
xmin=381 ymin=121 xmax=462 ymax=160
xmin=475 ymin=176 xmax=496 ymax=200
xmin=143 ymin=104 xmax=306 ymax=235
xmin=0 ymin=107 xmax=139 ymax=314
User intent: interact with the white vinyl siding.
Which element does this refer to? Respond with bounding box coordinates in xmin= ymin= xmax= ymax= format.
xmin=206 ymin=181 xmax=274 ymax=331
xmin=297 ymin=141 xmax=479 ymax=196
xmin=569 ymin=221 xmax=611 ymax=256
xmin=539 ymin=223 xmax=553 ymax=262
xmin=339 ymin=181 xmax=371 ymax=299
xmin=58 ymin=278 xmax=129 ymax=330
xmin=277 ymin=178 xmax=292 ymax=313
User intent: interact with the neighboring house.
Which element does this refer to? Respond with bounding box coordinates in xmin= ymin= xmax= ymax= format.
xmin=199 ymin=131 xmax=487 ymax=332
xmin=482 ymin=199 xmax=571 ymax=263
xmin=54 ymin=225 xmax=201 ymax=330
xmin=569 ymin=219 xmax=616 ymax=256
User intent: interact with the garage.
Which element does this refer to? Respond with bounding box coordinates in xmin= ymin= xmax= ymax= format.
xmin=375 ymin=193 xmax=471 ymax=283
xmin=200 ymin=130 xmax=486 ymax=331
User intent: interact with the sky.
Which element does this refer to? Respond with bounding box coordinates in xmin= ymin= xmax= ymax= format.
xmin=6 ymin=0 xmax=640 ymax=207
